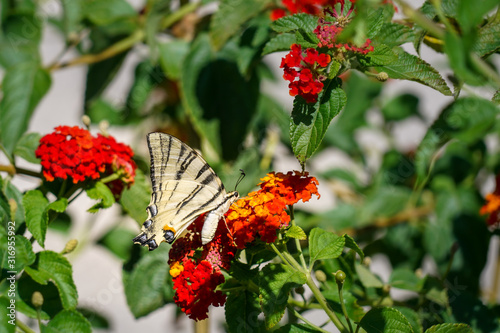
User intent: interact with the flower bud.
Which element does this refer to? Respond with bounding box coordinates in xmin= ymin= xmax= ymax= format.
xmin=82 ymin=115 xmax=91 ymax=128
xmin=99 ymin=120 xmax=109 ymax=137
xmin=382 ymin=284 xmax=391 ymax=295
xmin=335 ymin=270 xmax=346 ymax=285
xmin=32 ymin=291 xmax=44 ymax=308
xmin=363 ymin=256 xmax=371 ymax=266
xmin=376 ymin=72 xmax=389 ymax=81
xmin=415 ymin=268 xmax=423 ymax=278
xmin=8 ymin=199 xmax=17 ymax=219
xmin=61 ymin=239 xmax=78 ymax=255
xmin=315 ymin=270 xmax=327 ymax=282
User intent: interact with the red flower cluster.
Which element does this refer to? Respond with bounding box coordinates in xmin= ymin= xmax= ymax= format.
xmin=168 ymin=216 xmax=236 ymax=321
xmin=480 ymin=175 xmax=500 ymax=229
xmin=35 ymin=126 xmax=136 ymax=196
xmin=270 ymin=0 xmax=338 ymax=20
xmin=281 ymin=44 xmax=331 ymax=103
xmin=167 ymin=171 xmax=320 ymax=320
xmin=227 ymin=171 xmax=320 ymax=248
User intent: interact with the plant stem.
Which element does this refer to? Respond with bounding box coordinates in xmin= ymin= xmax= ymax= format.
xmin=289 ymin=205 xmax=308 ymax=271
xmin=306 ymin=274 xmax=349 ymax=333
xmin=337 ymin=281 xmax=354 ymax=333
xmin=287 ymin=305 xmax=331 ymax=333
xmin=270 ymin=243 xmax=295 ymax=270
xmin=0 ymin=165 xmax=41 ymax=178
xmin=16 ymin=321 xmax=36 ymax=333
xmin=161 ymin=1 xmax=201 ymax=29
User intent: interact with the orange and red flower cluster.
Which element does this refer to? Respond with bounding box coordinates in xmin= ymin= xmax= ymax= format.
xmin=270 ymin=0 xmax=338 ymax=20
xmin=35 ymin=126 xmax=136 ymax=196
xmin=227 ymin=171 xmax=320 ymax=248
xmin=480 ymin=175 xmax=500 ymax=228
xmin=281 ymin=44 xmax=331 ymax=103
xmin=167 ymin=171 xmax=320 ymax=320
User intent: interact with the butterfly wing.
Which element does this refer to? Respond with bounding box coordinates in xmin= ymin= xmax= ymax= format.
xmin=133 ymin=132 xmax=228 ymax=250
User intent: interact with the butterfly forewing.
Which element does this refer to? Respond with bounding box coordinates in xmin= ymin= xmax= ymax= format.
xmin=133 ymin=132 xmax=231 ymax=251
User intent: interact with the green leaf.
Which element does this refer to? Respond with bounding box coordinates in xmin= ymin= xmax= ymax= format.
xmin=181 ymin=34 xmax=259 ymax=160
xmin=425 ymin=323 xmax=473 ymax=333
xmin=373 ymin=48 xmax=452 ymax=96
xmin=0 ymin=235 xmax=35 ymax=272
xmin=359 ymin=307 xmax=414 ymax=333
xmin=20 ymin=190 xmax=43 ymax=234
xmin=84 ymin=0 xmax=136 ymax=26
xmin=271 ymin=13 xmax=318 ymax=34
xmin=225 ymin=290 xmax=263 ymax=333
xmin=124 ymin=246 xmax=173 ymax=318
xmin=17 ymin=273 xmax=60 ymax=320
xmin=343 ymin=234 xmax=364 ymax=261
xmin=158 ymin=40 xmax=189 ymax=80
xmin=394 ymin=307 xmax=422 ymax=333
xmin=86 ymin=181 xmax=115 ymax=212
xmin=259 ymin=264 xmax=307 ymax=329
xmin=444 ymin=32 xmax=484 ymax=86
xmin=13 ymin=132 xmax=41 ymax=164
xmin=61 ymin=0 xmax=84 ymax=39
xmin=77 ymin=307 xmax=110 ymax=329
xmin=0 ymin=14 xmax=42 ymax=68
xmin=381 ymin=93 xmax=420 ymax=121
xmin=43 ymin=310 xmax=92 ymax=333
xmin=24 ymin=251 xmax=78 ymax=310
xmin=456 ymin=0 xmax=498 ymax=32
xmin=309 ymin=228 xmax=345 ymax=265
xmin=493 ymin=90 xmax=500 ymax=105
xmin=119 ymin=169 xmax=150 ymax=224
xmin=415 ymin=97 xmax=498 ymax=182
xmin=97 ymin=227 xmax=136 ymax=261
xmin=0 ymin=297 xmax=16 ymax=333
xmin=389 ymin=268 xmax=422 ymax=292
xmin=373 ymin=23 xmax=415 ymax=47
xmin=473 ymin=15 xmax=500 ymax=57
xmin=290 ymin=78 xmax=347 ymax=166
xmin=0 ymin=63 xmax=51 ymax=155
xmin=355 ymin=263 xmax=384 ymax=288
xmin=86 ymin=98 xmax=123 ymax=125
xmin=286 ymin=225 xmax=307 ymax=240
xmin=209 ymin=0 xmax=268 ymax=50
xmin=262 ymin=33 xmax=296 ymax=55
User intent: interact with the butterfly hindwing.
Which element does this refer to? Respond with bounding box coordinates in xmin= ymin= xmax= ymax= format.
xmin=133 ymin=132 xmax=237 ymax=250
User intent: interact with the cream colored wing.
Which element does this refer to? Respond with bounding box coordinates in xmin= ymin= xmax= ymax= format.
xmin=133 ymin=132 xmax=232 ymax=250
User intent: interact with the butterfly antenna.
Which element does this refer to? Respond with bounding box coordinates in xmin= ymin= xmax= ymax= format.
xmin=235 ymin=169 xmax=245 ymax=191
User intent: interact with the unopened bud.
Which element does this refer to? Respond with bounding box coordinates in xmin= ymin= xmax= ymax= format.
xmin=61 ymin=239 xmax=78 ymax=254
xmin=8 ymin=199 xmax=17 ymax=219
xmin=315 ymin=270 xmax=327 ymax=282
xmin=382 ymin=284 xmax=391 ymax=295
xmin=363 ymin=256 xmax=371 ymax=266
xmin=32 ymin=291 xmax=44 ymax=308
xmin=82 ymin=115 xmax=91 ymax=128
xmin=376 ymin=72 xmax=389 ymax=81
xmin=99 ymin=120 xmax=109 ymax=137
xmin=415 ymin=268 xmax=423 ymax=278
xmin=335 ymin=270 xmax=346 ymax=285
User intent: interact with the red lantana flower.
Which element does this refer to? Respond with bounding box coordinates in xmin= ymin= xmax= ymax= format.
xmin=480 ymin=175 xmax=500 ymax=229
xmin=168 ymin=216 xmax=236 ymax=321
xmin=35 ymin=126 xmax=136 ymax=197
xmin=280 ymin=44 xmax=331 ymax=103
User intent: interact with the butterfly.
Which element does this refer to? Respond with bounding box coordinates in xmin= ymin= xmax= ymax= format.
xmin=133 ymin=132 xmax=239 ymax=251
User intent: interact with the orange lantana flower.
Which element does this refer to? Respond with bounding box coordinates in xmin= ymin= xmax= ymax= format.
xmin=227 ymin=171 xmax=320 ymax=248
xmin=480 ymin=175 xmax=500 ymax=228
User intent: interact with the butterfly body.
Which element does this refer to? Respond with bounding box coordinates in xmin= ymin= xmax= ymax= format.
xmin=133 ymin=132 xmax=239 ymax=251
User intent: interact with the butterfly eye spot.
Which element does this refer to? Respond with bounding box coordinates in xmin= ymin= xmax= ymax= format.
xmin=147 ymin=238 xmax=158 ymax=251
xmin=164 ymin=230 xmax=175 ymax=243
xmin=147 ymin=204 xmax=158 ymax=217
xmin=143 ymin=219 xmax=153 ymax=229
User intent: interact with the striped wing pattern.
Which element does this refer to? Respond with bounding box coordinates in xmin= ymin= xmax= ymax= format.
xmin=133 ymin=132 xmax=228 ymax=250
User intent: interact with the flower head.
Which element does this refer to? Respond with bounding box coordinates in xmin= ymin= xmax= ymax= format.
xmin=280 ymin=44 xmax=331 ymax=103
xmin=270 ymin=0 xmax=340 ymax=20
xmin=227 ymin=171 xmax=320 ymax=248
xmin=480 ymin=175 xmax=500 ymax=229
xmin=35 ymin=126 xmax=136 ymax=197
